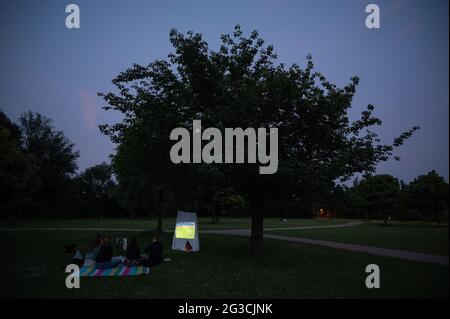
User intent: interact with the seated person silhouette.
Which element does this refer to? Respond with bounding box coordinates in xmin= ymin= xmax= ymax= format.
xmin=95 ymin=237 xmax=121 ymax=269
xmin=123 ymin=237 xmax=141 ymax=266
xmin=141 ymin=237 xmax=163 ymax=267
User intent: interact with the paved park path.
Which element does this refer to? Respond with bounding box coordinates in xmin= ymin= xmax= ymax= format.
xmin=202 ymin=225 xmax=449 ymax=266
xmin=1 ymin=221 xmax=448 ymax=266
xmin=262 ymin=234 xmax=449 ymax=266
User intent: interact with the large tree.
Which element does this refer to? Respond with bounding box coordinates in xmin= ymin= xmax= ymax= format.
xmin=100 ymin=26 xmax=417 ymax=253
xmin=407 ymin=170 xmax=449 ymax=225
xmin=70 ymin=162 xmax=128 ymax=219
xmin=19 ymin=111 xmax=79 ymax=215
xmin=0 ymin=110 xmax=38 ymax=222
xmin=79 ymin=162 xmax=114 ymax=197
xmin=76 ymin=162 xmax=116 ymax=219
xmin=356 ymin=174 xmax=401 ymax=223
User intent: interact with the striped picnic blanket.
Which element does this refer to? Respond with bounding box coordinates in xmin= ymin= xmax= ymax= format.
xmin=79 ymin=265 xmax=150 ymax=277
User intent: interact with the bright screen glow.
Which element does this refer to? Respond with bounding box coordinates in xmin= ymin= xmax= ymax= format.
xmin=175 ymin=222 xmax=196 ymax=239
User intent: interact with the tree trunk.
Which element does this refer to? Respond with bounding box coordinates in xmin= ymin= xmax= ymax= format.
xmin=96 ymin=200 xmax=102 ymax=220
xmin=436 ymin=209 xmax=441 ymax=226
xmin=212 ymin=206 xmax=220 ymax=224
xmin=156 ymin=188 xmax=165 ymax=233
xmin=157 ymin=213 xmax=163 ymax=233
xmin=129 ymin=208 xmax=136 ymax=220
xmin=250 ymin=192 xmax=264 ymax=255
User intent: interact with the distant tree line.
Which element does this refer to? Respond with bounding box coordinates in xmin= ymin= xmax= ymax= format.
xmin=0 ymin=110 xmax=125 ymax=222
xmin=0 ymin=108 xmax=447 ymax=227
xmin=311 ymin=172 xmax=449 ymax=225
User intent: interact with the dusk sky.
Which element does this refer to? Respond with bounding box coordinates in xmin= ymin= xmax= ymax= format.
xmin=1 ymin=0 xmax=448 ymax=182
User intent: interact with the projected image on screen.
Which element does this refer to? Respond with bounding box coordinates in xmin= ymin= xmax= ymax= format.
xmin=175 ymin=222 xmax=196 ymax=239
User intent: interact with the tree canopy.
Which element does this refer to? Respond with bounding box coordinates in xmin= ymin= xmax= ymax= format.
xmin=0 ymin=110 xmax=38 ymax=221
xmin=357 ymin=174 xmax=401 ymax=223
xmin=81 ymin=26 xmax=418 ymax=250
xmin=407 ymin=170 xmax=449 ymax=225
xmin=18 ymin=111 xmax=79 ymax=217
xmin=96 ymin=26 xmax=417 ymax=252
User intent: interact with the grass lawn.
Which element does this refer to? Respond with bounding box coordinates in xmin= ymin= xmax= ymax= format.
xmin=0 ymin=222 xmax=448 ymax=298
xmin=0 ymin=217 xmax=347 ymax=230
xmin=266 ymin=221 xmax=449 ymax=256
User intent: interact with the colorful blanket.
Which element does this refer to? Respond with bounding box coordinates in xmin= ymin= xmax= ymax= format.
xmin=79 ymin=265 xmax=150 ymax=277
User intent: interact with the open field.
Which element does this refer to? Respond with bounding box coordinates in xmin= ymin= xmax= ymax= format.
xmin=266 ymin=221 xmax=449 ymax=256
xmin=0 ymin=218 xmax=448 ymax=299
xmin=0 ymin=217 xmax=347 ymax=230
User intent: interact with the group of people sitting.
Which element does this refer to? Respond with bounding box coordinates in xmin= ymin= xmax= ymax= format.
xmin=79 ymin=235 xmax=163 ymax=269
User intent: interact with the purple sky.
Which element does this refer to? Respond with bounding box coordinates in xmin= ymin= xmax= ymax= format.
xmin=1 ymin=0 xmax=448 ymax=182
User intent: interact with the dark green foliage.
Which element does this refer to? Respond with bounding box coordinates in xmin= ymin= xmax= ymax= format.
xmin=0 ymin=110 xmax=21 ymax=142
xmin=0 ymin=111 xmax=38 ymax=222
xmin=100 ymin=26 xmax=418 ymax=252
xmin=406 ymin=170 xmax=449 ymax=225
xmin=324 ymin=171 xmax=449 ymax=224
xmin=17 ymin=111 xmax=79 ymax=217
xmin=73 ymin=163 xmax=125 ymax=219
xmin=356 ymin=174 xmax=401 ymax=223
